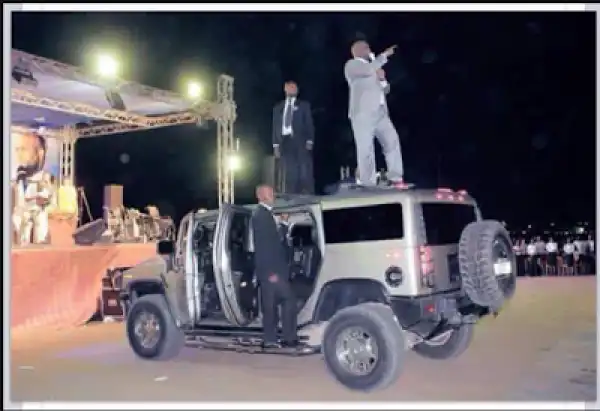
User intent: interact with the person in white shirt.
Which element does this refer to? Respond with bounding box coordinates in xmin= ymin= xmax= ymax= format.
xmin=526 ymin=240 xmax=537 ymax=276
xmin=533 ymin=236 xmax=546 ymax=276
xmin=562 ymin=239 xmax=575 ymax=276
xmin=545 ymin=237 xmax=558 ymax=276
xmin=513 ymin=238 xmax=526 ymax=276
xmin=573 ymin=236 xmax=587 ymax=253
xmin=534 ymin=236 xmax=546 ymax=254
xmin=573 ymin=236 xmax=589 ymax=275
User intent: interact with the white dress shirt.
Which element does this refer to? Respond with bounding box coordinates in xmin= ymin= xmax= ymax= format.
xmin=259 ymin=202 xmax=272 ymax=211
xmin=281 ymin=97 xmax=296 ymax=136
xmin=513 ymin=242 xmax=525 ymax=255
xmin=563 ymin=243 xmax=575 ymax=254
xmin=546 ymin=241 xmax=558 ymax=253
xmin=526 ymin=243 xmax=537 ymax=256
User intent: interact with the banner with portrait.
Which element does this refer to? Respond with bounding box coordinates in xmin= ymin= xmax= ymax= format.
xmin=10 ymin=130 xmax=60 ymax=181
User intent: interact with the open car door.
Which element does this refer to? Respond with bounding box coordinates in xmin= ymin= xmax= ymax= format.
xmin=213 ymin=203 xmax=256 ymax=326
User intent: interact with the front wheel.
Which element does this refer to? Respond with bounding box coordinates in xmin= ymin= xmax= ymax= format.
xmin=322 ymin=302 xmax=406 ymax=392
xmin=413 ymin=324 xmax=474 ymax=360
xmin=126 ymin=294 xmax=184 ymax=360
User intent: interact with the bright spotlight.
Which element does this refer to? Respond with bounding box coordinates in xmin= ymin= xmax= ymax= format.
xmin=187 ymin=82 xmax=202 ymax=99
xmin=97 ymin=54 xmax=118 ymax=78
xmin=227 ymin=155 xmax=241 ymax=172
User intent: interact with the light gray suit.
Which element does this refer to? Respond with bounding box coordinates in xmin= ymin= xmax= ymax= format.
xmin=345 ymin=54 xmax=404 ymax=185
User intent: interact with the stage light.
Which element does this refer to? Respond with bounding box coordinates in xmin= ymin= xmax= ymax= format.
xmin=97 ymin=54 xmax=118 ymax=78
xmin=105 ymin=89 xmax=126 ymax=110
xmin=187 ymin=81 xmax=202 ymax=99
xmin=12 ymin=57 xmax=38 ymax=86
xmin=227 ymin=155 xmax=241 ymax=172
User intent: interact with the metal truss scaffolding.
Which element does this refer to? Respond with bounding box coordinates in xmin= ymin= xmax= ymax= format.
xmin=11 ymin=49 xmax=237 ymax=205
xmin=77 ymin=111 xmax=206 ymax=138
xmin=216 ymin=75 xmax=236 ymax=206
xmin=13 ymin=49 xmax=194 ymax=108
xmin=12 ymin=89 xmax=149 ymax=126
xmin=58 ymin=125 xmax=77 ymax=186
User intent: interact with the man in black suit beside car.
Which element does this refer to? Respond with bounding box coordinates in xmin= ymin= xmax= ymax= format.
xmin=251 ymin=184 xmax=299 ymax=348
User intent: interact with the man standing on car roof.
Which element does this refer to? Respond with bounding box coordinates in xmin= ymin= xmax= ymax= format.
xmin=272 ymin=81 xmax=315 ymax=194
xmin=344 ymin=40 xmax=405 ymax=187
xmin=251 ymin=184 xmax=299 ymax=348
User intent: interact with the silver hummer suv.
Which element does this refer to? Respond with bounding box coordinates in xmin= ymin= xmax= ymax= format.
xmin=122 ymin=185 xmax=516 ymax=392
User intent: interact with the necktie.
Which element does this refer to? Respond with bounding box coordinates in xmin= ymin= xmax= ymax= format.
xmin=283 ymin=99 xmax=293 ymax=130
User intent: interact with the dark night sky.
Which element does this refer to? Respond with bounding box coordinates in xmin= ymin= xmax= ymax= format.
xmin=12 ymin=12 xmax=597 ymax=227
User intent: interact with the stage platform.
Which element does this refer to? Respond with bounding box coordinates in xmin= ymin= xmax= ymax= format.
xmin=10 ymin=243 xmax=156 ymax=332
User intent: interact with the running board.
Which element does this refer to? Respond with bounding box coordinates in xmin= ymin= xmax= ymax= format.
xmin=184 ymin=325 xmax=310 ymax=341
xmin=187 ymin=336 xmax=319 ymax=356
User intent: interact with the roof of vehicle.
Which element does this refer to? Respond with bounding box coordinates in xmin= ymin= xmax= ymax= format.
xmin=273 ymin=185 xmax=476 ymax=211
xmin=186 ymin=186 xmax=477 ymax=217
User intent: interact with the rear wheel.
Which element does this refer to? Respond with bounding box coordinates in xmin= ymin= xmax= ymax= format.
xmin=126 ymin=294 xmax=184 ymax=360
xmin=413 ymin=324 xmax=474 ymax=360
xmin=322 ymin=302 xmax=406 ymax=392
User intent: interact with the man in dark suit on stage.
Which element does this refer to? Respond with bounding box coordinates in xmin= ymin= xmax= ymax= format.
xmin=272 ymin=81 xmax=315 ymax=194
xmin=251 ymin=184 xmax=298 ymax=348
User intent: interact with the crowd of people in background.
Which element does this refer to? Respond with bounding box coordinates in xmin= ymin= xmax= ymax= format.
xmin=512 ymin=233 xmax=595 ymax=277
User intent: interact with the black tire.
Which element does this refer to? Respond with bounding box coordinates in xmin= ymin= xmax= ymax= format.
xmin=413 ymin=324 xmax=474 ymax=360
xmin=459 ymin=220 xmax=517 ymax=311
xmin=126 ymin=294 xmax=185 ymax=360
xmin=322 ymin=302 xmax=406 ymax=392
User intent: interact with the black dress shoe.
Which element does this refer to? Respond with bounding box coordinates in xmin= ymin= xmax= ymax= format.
xmin=261 ymin=341 xmax=280 ymax=349
xmin=280 ymin=339 xmax=301 ymax=348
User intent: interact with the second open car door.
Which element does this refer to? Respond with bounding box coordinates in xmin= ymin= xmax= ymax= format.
xmin=213 ymin=203 xmax=257 ymax=326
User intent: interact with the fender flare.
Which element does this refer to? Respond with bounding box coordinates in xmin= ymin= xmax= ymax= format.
xmin=312 ymin=278 xmax=389 ymax=322
xmin=124 ymin=276 xmax=190 ymax=326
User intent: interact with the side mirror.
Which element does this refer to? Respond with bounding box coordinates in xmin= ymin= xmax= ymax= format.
xmin=157 ymin=240 xmax=175 ymax=255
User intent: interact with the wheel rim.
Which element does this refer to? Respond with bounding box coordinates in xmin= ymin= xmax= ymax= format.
xmin=335 ymin=326 xmax=379 ymax=376
xmin=492 ymin=236 xmax=516 ymax=295
xmin=134 ymin=311 xmax=162 ymax=350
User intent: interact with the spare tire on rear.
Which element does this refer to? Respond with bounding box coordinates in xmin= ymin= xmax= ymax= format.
xmin=458 ymin=220 xmax=517 ymax=311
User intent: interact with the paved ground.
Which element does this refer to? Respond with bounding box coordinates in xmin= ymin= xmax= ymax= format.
xmin=9 ymin=277 xmax=597 ymax=402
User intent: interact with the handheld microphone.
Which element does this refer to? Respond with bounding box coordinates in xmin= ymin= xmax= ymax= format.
xmin=16 ymin=166 xmax=28 ymax=181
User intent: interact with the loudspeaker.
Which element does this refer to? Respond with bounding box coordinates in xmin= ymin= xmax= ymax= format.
xmin=103 ymin=185 xmax=123 ymax=210
xmin=100 ymin=266 xmax=130 ymax=319
xmin=73 ymin=219 xmax=108 ymax=245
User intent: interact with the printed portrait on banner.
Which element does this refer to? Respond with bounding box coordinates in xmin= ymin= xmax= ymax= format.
xmin=10 ymin=130 xmax=61 ymax=245
xmin=11 ymin=130 xmax=60 ymax=181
